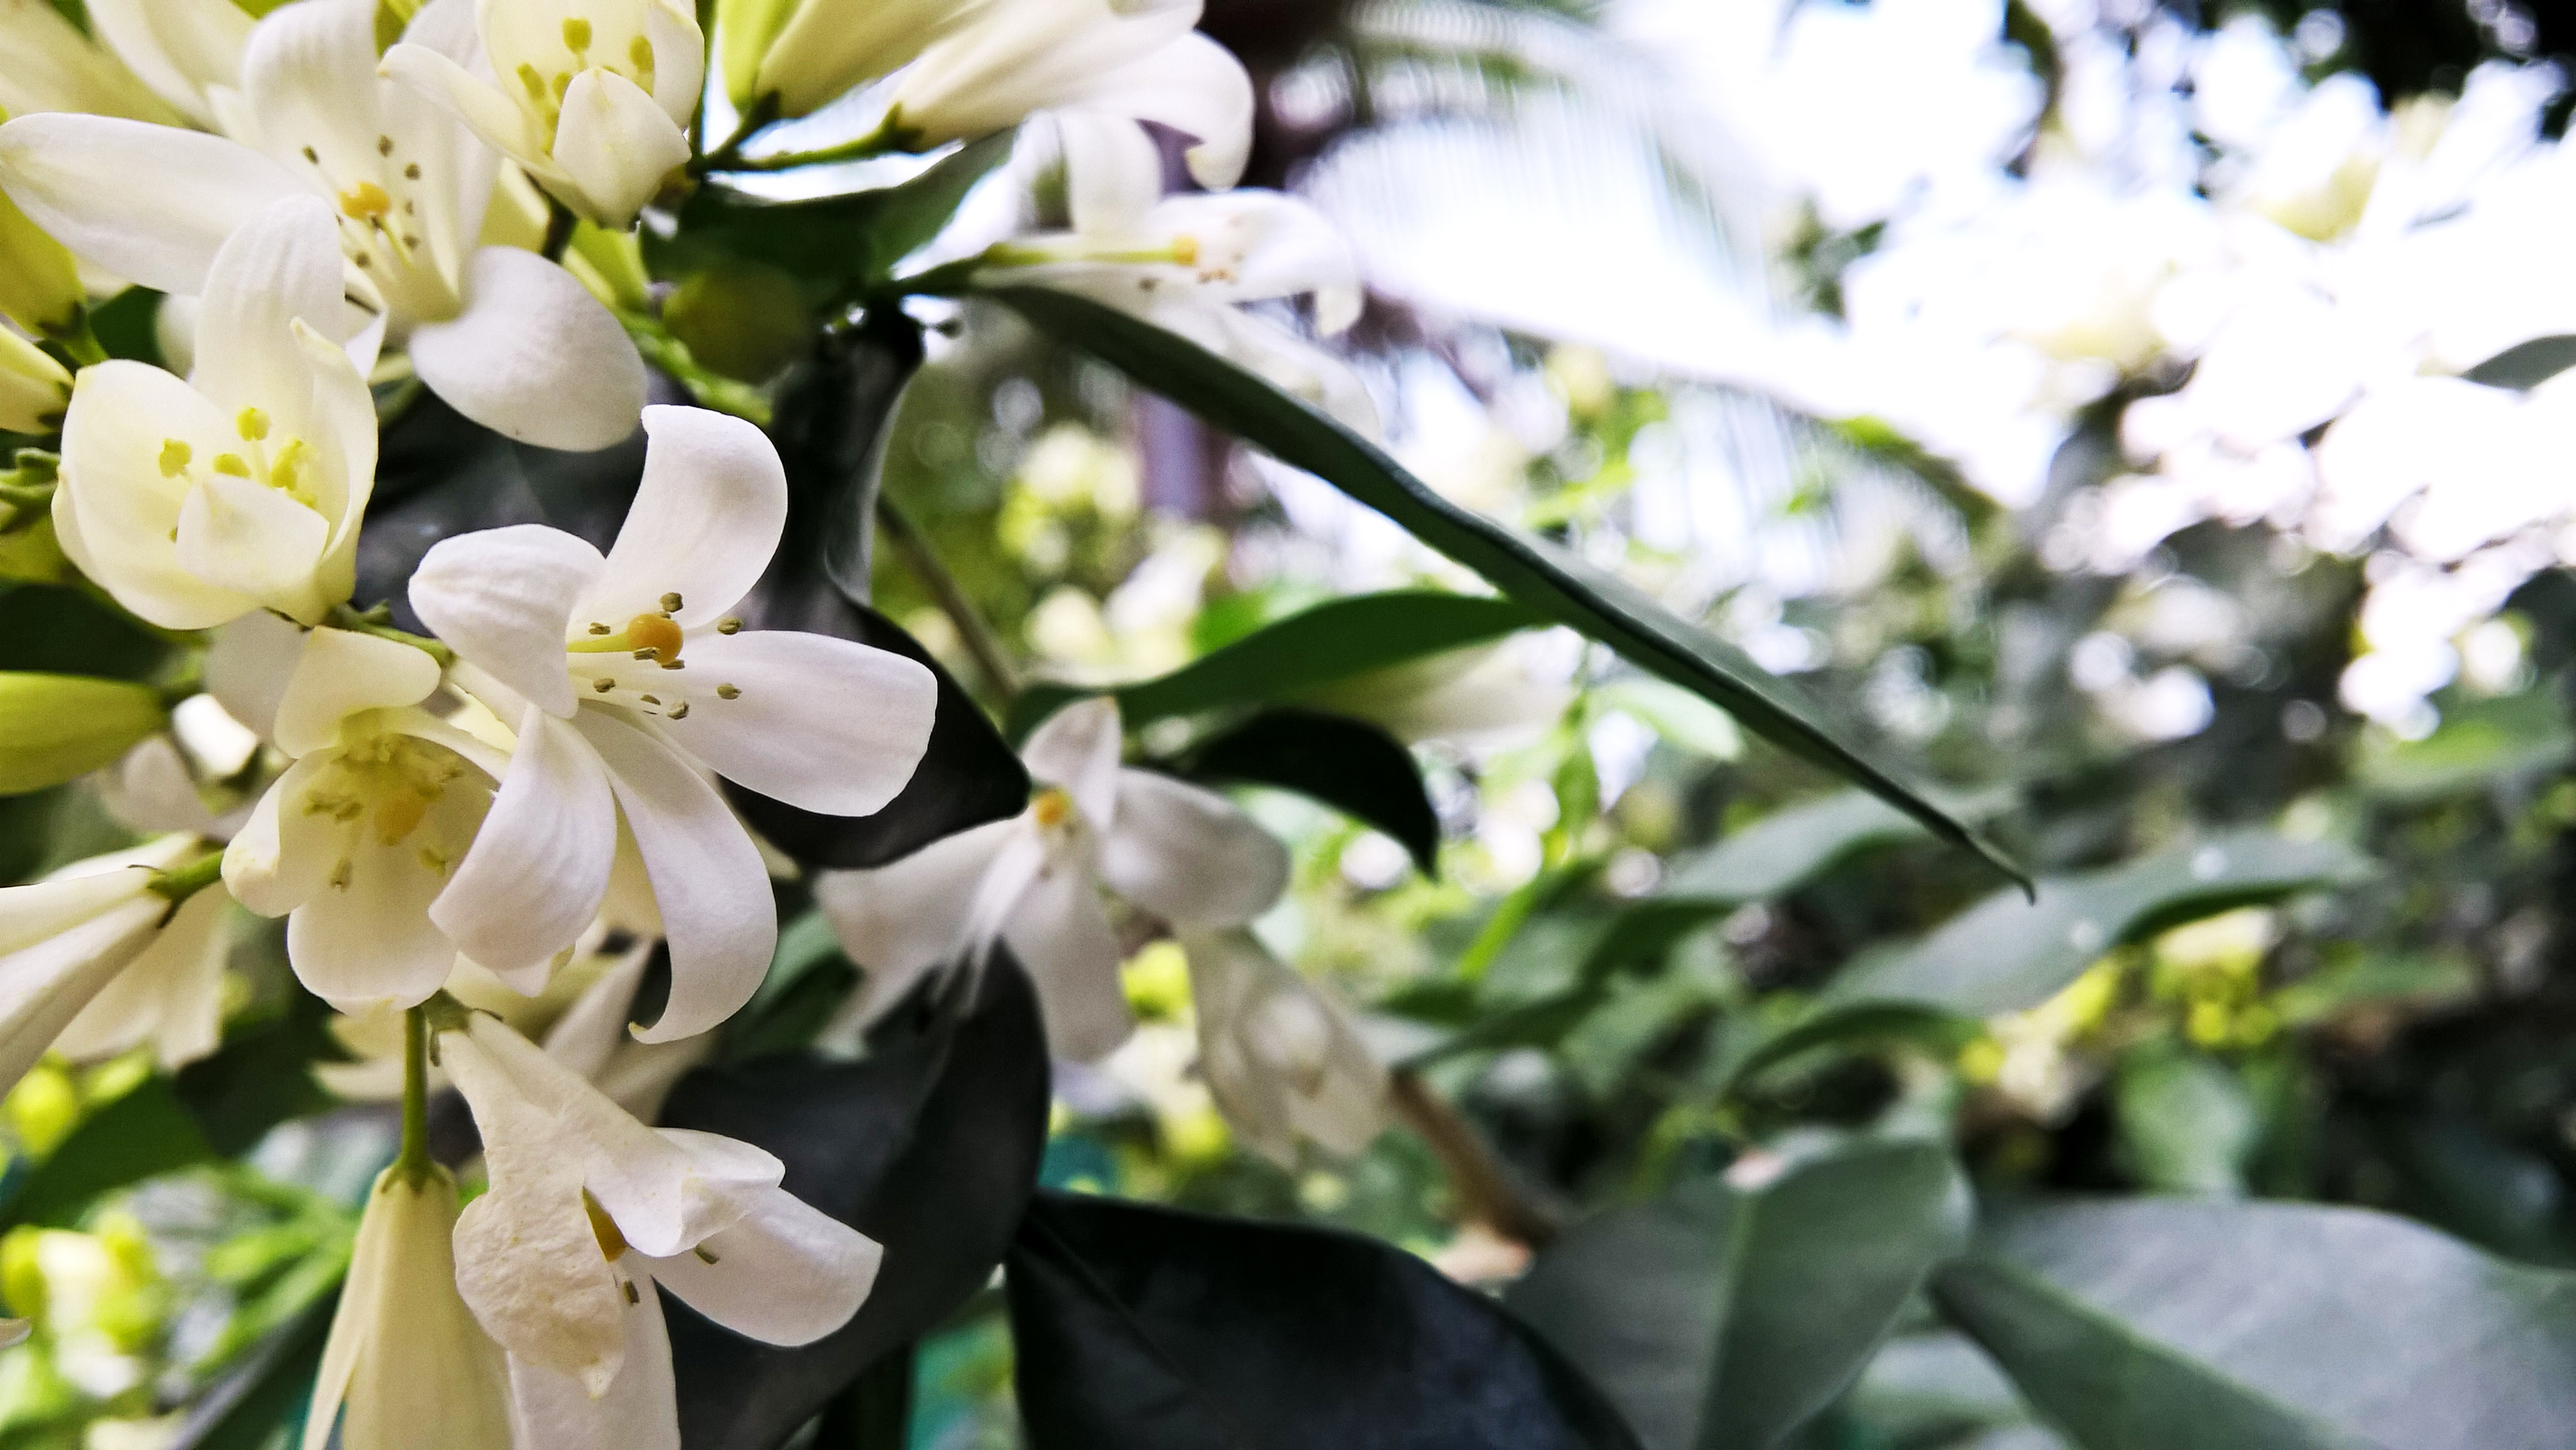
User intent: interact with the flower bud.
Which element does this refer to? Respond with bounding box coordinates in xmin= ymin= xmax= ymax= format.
xmin=0 ymin=187 xmax=85 ymax=348
xmin=1181 ymin=928 xmax=1386 ymax=1167
xmin=0 ymin=328 xmax=69 ymax=437
xmin=0 ymin=672 xmax=165 ymax=795
xmin=304 ymin=1166 xmax=514 ymax=1450
xmin=718 ymin=0 xmax=969 ymax=117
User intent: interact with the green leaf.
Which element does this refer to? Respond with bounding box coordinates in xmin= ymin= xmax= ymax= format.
xmin=2353 ymin=689 xmax=2573 ymax=802
xmin=1592 ymin=678 xmax=1743 ymax=761
xmin=1824 ymin=830 xmax=2368 ymax=1018
xmin=1657 ymin=790 xmax=1931 ymax=907
xmin=1175 ymin=708 xmax=1441 ymax=876
xmin=985 ymin=287 xmax=2023 ymax=890
xmin=2462 ymin=335 xmax=2576 ymax=390
xmin=1006 ymin=589 xmax=1536 ymax=741
xmin=1710 ymin=1002 xmax=1980 ymax=1098
xmin=174 ymin=1286 xmax=337 ymax=1450
xmin=2112 ymin=1050 xmax=2257 ymax=1196
xmin=1932 ymin=1198 xmax=2576 ymax=1450
xmin=1506 ymin=1138 xmax=1972 ymax=1450
xmin=650 ymin=135 xmax=1014 ymax=296
xmin=2 ymin=1078 xmax=213 ymax=1228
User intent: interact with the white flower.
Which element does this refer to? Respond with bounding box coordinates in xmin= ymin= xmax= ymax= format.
xmin=1180 ymin=928 xmax=1385 ymax=1167
xmin=411 ymin=405 xmax=938 ymax=1039
xmin=0 ymin=835 xmax=224 ymax=1097
xmin=884 ymin=0 xmax=1251 ymax=193
xmin=0 ymin=0 xmax=648 ymax=451
xmin=49 ymin=877 xmax=230 ymax=1074
xmin=0 ymin=325 xmax=67 ymax=435
xmin=814 ymin=696 xmax=1289 ymax=1062
xmin=978 ymin=115 xmax=1375 ymax=434
xmin=304 ymin=1166 xmax=515 ymax=1450
xmin=383 ymin=0 xmax=703 ymax=228
xmin=717 ymin=0 xmax=975 ymax=119
xmin=438 ymin=1013 xmax=878 ymax=1450
xmin=81 ymin=0 xmax=255 ymax=132
xmin=0 ymin=0 xmax=182 ymax=124
xmin=50 ymin=194 xmax=373 ymax=629
xmin=224 ymin=626 xmax=510 ymax=1014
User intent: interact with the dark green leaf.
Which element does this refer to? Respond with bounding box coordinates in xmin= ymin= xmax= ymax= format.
xmin=650 ymin=136 xmax=1014 ymax=296
xmin=1009 ymin=1190 xmax=1643 ymax=1449
xmin=1006 ymin=590 xmax=1535 ymax=740
xmin=2353 ymin=688 xmax=2573 ymax=802
xmin=986 ymin=287 xmax=2021 ymax=890
xmin=174 ymin=1287 xmax=337 ymax=1450
xmin=1175 ymin=708 xmax=1439 ymax=875
xmin=1506 ymin=1138 xmax=1971 ymax=1450
xmin=88 ymin=287 xmax=163 ymax=367
xmin=1823 ymin=830 xmax=2368 ymax=1017
xmin=2462 ymin=335 xmax=2576 ymax=390
xmin=2112 ymin=1050 xmax=2257 ymax=1196
xmin=1710 ymin=1002 xmax=1979 ymax=1098
xmin=1657 ymin=791 xmax=1930 ymax=907
xmin=2 ymin=1078 xmax=213 ymax=1228
xmin=1933 ymin=1198 xmax=2576 ymax=1450
xmin=0 ymin=583 xmax=171 ymax=680
xmin=173 ymin=992 xmax=344 ymax=1157
xmin=663 ymin=953 xmax=1049 ymax=1450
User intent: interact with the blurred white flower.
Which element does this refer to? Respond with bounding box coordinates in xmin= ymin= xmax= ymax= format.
xmin=0 ymin=835 xmax=224 ymax=1097
xmin=815 ymin=696 xmax=1289 ymax=1061
xmin=1180 ymin=928 xmax=1385 ymax=1167
xmin=411 ymin=406 xmax=937 ymax=1037
xmin=384 ymin=0 xmax=703 ymax=227
xmin=0 ymin=0 xmax=189 ymax=124
xmin=440 ymin=1013 xmax=878 ymax=1448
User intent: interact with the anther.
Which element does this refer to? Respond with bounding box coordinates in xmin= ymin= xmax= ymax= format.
xmin=377 ymin=134 xmax=394 ymax=156
xmin=157 ymin=440 xmax=192 ymax=478
xmin=302 ymin=145 xmax=320 ymax=163
xmin=629 ymin=36 xmax=655 ymax=74
xmin=235 ymin=407 xmax=269 ymax=441
xmin=404 ymin=163 xmax=422 ymax=180
xmin=638 ymin=694 xmax=660 ymax=705
xmin=716 ymin=617 xmax=742 ymax=634
xmin=634 ymin=647 xmax=658 ymax=661
xmin=716 ymin=683 xmax=740 ymax=700
xmin=593 ymin=677 xmax=616 ymax=693
xmin=588 ymin=622 xmax=611 ymax=635
xmin=340 ymin=181 xmax=392 ymax=220
xmin=517 ymin=62 xmax=547 ymax=98
xmin=212 ymin=454 xmax=252 ymax=478
xmin=692 ymin=1245 xmax=719 ymax=1264
xmin=623 ymin=1280 xmax=640 ymax=1305
xmin=667 ymin=702 xmax=689 ymax=720
xmin=328 ymin=858 xmax=353 ymax=890
xmin=660 ymin=592 xmax=682 ymax=611
xmin=562 ymin=17 xmax=592 ymax=51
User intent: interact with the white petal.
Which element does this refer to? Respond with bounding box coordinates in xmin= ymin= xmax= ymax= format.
xmin=1055 ymin=109 xmax=1164 ymax=239
xmin=1090 ymin=31 xmax=1252 ymax=190
xmin=640 ymin=1186 xmax=879 ymax=1346
xmin=272 ymin=627 xmax=444 ymax=756
xmin=655 ymin=629 xmax=936 ymax=815
xmin=642 ymin=0 xmax=705 ymax=128
xmin=53 ymin=885 xmax=230 ymax=1070
xmin=810 ymin=818 xmax=1017 ymax=1041
xmin=541 ymin=937 xmax=658 ymax=1081
xmin=575 ymin=406 xmax=784 ymax=629
xmin=410 ymin=524 xmax=603 ymax=718
xmin=1021 ymin=694 xmax=1123 ymax=827
xmin=241 ymin=0 xmax=387 ymax=211
xmin=1000 ymin=855 xmax=1131 ymax=1061
xmin=0 ymin=896 xmax=168 ymax=1095
xmin=85 ymin=0 xmax=251 ymax=129
xmin=173 ymin=471 xmax=332 ymax=615
xmin=287 ymin=837 xmax=460 ymax=1010
xmin=379 ymin=43 xmax=552 ymax=177
xmin=569 ymin=709 xmax=774 ymax=1044
xmin=203 ymin=609 xmax=309 ymax=742
xmin=411 ymin=249 xmax=646 ymax=451
xmin=223 ymin=754 xmax=335 ymax=917
xmin=550 ymin=69 xmax=688 ymax=227
xmin=0 ymin=113 xmax=302 ymax=296
xmin=432 ymin=707 xmax=617 ymax=977
xmin=0 ymin=868 xmax=156 ymax=955
xmin=501 ymin=1301 xmax=678 ymax=1450
xmin=305 ymin=1168 xmax=514 ymax=1450
xmin=1097 ymin=770 xmax=1286 ymax=926
xmin=191 ymin=194 xmax=353 ymax=414
xmin=56 ymin=360 xmax=256 ymax=631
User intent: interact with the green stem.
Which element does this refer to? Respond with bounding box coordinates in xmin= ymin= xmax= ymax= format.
xmin=147 ymin=852 xmax=225 ymax=903
xmin=324 ymin=602 xmax=454 ymax=667
xmin=541 ymin=196 xmax=578 ymax=262
xmin=874 ymin=494 xmax=1019 ymax=699
xmin=53 ymin=321 xmax=105 ymax=369
xmin=711 ymin=117 xmax=904 ymax=175
xmin=395 ymin=1005 xmax=432 ymax=1185
xmin=689 ymin=94 xmax=782 ymax=176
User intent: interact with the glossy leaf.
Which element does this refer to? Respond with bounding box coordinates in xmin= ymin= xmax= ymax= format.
xmin=662 ymin=953 xmax=1050 ymax=1450
xmin=1176 ymin=707 xmax=1440 ymax=875
xmin=2113 ymin=1050 xmax=2257 ymax=1196
xmin=2462 ymin=334 xmax=2576 ymax=390
xmin=1933 ymin=1198 xmax=2576 ymax=1450
xmin=1008 ymin=1190 xmax=1644 ymax=1449
xmin=1506 ymin=1138 xmax=1971 ymax=1450
xmin=649 ymin=135 xmax=1014 ymax=296
xmin=1657 ymin=791 xmax=1930 ymax=907
xmin=1006 ymin=590 xmax=1536 ymax=740
xmin=1823 ymin=830 xmax=2368 ymax=1017
xmin=987 ymin=287 xmax=2021 ymax=890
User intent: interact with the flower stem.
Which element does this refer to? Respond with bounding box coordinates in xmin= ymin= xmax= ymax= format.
xmin=711 ymin=117 xmax=904 ymax=175
xmin=874 ymin=493 xmax=1019 ymax=699
xmin=324 ymin=602 xmax=454 ymax=667
xmin=395 ymin=1005 xmax=433 ymax=1186
xmin=541 ymin=196 xmax=578 ymax=263
xmin=146 ymin=852 xmax=225 ymax=903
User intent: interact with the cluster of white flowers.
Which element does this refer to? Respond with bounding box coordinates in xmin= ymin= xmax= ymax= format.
xmin=0 ymin=0 xmax=1386 ymax=1442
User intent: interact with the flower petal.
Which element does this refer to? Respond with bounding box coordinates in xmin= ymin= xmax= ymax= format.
xmin=1057 ymin=109 xmax=1164 ymax=239
xmin=188 ymin=193 xmax=352 ymax=413
xmin=306 ymin=1168 xmax=514 ymax=1450
xmin=811 ymin=817 xmax=1017 ymax=1041
xmin=203 ymin=609 xmax=309 ymax=742
xmin=500 ymin=1300 xmax=679 ymax=1450
xmin=411 ymin=524 xmax=603 ymax=718
xmin=223 ymin=754 xmax=335 ymax=917
xmin=173 ymin=471 xmax=333 ymax=620
xmin=56 ymin=359 xmax=255 ymax=631
xmin=654 ymin=629 xmax=936 ymax=815
xmin=0 ymin=895 xmax=168 ymax=1096
xmin=568 ymin=708 xmax=774 ymax=1044
xmin=1090 ymin=31 xmax=1252 ymax=190
xmin=1021 ymin=694 xmax=1123 ymax=827
xmin=0 ymin=112 xmax=303 ymax=296
xmin=641 ymin=1185 xmax=880 ymax=1347
xmin=379 ymin=42 xmax=552 ymax=177
xmin=550 ymin=68 xmax=688 ymax=227
xmin=574 ymin=405 xmax=784 ymax=630
xmin=1000 ymin=853 xmax=1131 ymax=1061
xmin=411 ymin=249 xmax=646 ymax=451
xmin=272 ymin=626 xmax=444 ymax=756
xmin=286 ymin=836 xmax=460 ymax=1011
xmin=432 ymin=706 xmax=617 ymax=976
xmin=0 ymin=868 xmax=157 ymax=956
xmin=1097 ymin=770 xmax=1287 ymax=927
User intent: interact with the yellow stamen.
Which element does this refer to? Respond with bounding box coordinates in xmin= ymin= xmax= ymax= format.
xmin=212 ymin=454 xmax=251 ymax=478
xmin=561 ymin=17 xmax=592 ymax=52
xmin=340 ymin=181 xmax=392 ymax=220
xmin=624 ymin=612 xmax=684 ymax=663
xmin=584 ymin=1190 xmax=627 ymax=1260
xmin=157 ymin=440 xmax=192 ymax=478
xmin=235 ymin=407 xmax=269 ymax=441
xmin=1033 ymin=787 xmax=1072 ymax=828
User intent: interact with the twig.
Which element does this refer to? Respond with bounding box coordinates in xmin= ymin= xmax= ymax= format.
xmin=1388 ymin=1068 xmax=1563 ymax=1249
xmin=874 ymin=493 xmax=1020 ymax=699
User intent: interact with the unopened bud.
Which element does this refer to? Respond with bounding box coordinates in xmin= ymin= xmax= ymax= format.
xmin=0 ymin=328 xmax=68 ymax=436
xmin=0 ymin=183 xmax=85 ymax=347
xmin=0 ymin=673 xmax=167 ymax=794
